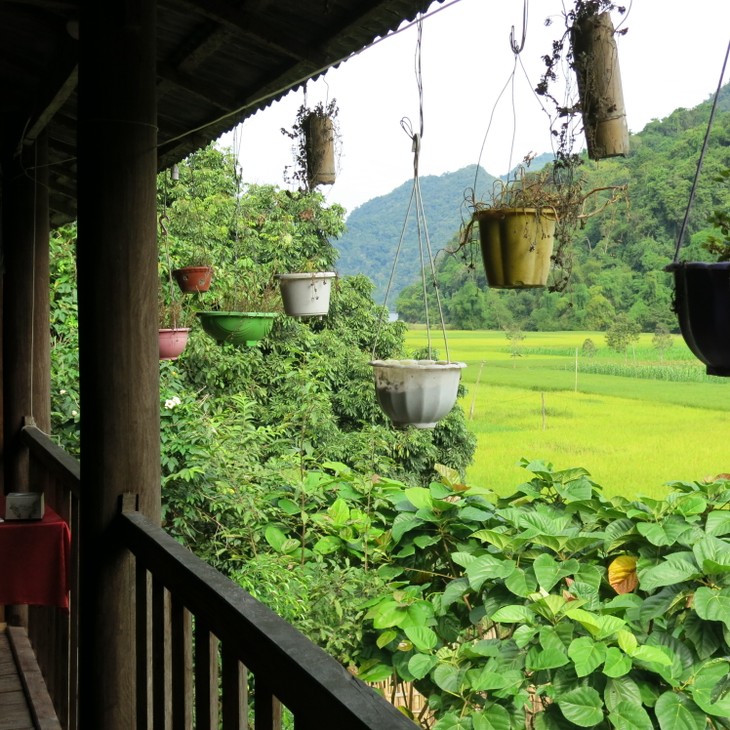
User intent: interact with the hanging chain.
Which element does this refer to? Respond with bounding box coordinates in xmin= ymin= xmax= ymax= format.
xmin=161 ymin=173 xmax=178 ymax=329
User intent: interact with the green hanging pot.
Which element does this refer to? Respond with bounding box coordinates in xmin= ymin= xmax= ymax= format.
xmin=196 ymin=311 xmax=277 ymax=347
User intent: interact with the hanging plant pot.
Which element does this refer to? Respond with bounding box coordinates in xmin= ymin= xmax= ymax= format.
xmin=306 ymin=114 xmax=336 ymax=187
xmin=172 ymin=266 xmax=213 ymax=293
xmin=369 ymin=359 xmax=466 ymax=429
xmin=196 ymin=311 xmax=276 ymax=347
xmin=666 ymin=262 xmax=730 ymax=376
xmin=277 ymin=272 xmax=336 ymax=317
xmin=571 ymin=11 xmax=629 ymax=160
xmin=159 ymin=328 xmax=190 ymax=361
xmin=475 ymin=208 xmax=557 ymax=289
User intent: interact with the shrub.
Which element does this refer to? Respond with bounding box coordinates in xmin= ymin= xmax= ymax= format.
xmin=356 ymin=460 xmax=730 ymax=729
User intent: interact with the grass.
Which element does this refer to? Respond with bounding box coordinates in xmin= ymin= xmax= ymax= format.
xmin=403 ymin=329 xmax=730 ymax=499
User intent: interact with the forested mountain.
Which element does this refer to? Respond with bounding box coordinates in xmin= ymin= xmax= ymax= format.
xmin=336 ymin=85 xmax=730 ymax=332
xmin=335 ymin=164 xmax=496 ymax=305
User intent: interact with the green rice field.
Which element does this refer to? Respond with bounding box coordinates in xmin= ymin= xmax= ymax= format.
xmin=403 ymin=329 xmax=730 ymax=499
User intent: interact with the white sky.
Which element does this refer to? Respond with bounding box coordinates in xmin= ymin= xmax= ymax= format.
xmin=220 ymin=0 xmax=730 ymax=216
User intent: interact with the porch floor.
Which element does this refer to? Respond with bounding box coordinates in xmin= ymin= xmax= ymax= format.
xmin=0 ymin=624 xmax=61 ymax=730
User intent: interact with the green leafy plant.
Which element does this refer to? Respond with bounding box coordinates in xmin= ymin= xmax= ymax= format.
xmin=355 ymin=460 xmax=730 ymax=729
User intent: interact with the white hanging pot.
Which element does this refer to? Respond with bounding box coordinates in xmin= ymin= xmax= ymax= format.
xmin=277 ymin=272 xmax=336 ymax=317
xmin=369 ymin=359 xmax=466 ymax=429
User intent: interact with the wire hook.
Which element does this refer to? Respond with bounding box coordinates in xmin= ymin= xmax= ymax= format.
xmin=159 ymin=213 xmax=170 ymax=237
xmin=509 ymin=0 xmax=528 ymax=55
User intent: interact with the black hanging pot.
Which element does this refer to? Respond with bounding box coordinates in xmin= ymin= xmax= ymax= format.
xmin=666 ymin=262 xmax=730 ymax=376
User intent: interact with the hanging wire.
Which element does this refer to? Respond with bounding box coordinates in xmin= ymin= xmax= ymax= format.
xmin=160 ymin=173 xmax=179 ymax=329
xmin=672 ymin=39 xmax=730 ymax=263
xmin=509 ymin=0 xmax=528 ymax=55
xmin=372 ymin=14 xmax=450 ymax=362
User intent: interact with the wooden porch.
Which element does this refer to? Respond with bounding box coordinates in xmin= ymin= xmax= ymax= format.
xmin=2 ymin=423 xmax=417 ymax=729
xmin=0 ymin=623 xmax=61 ymax=730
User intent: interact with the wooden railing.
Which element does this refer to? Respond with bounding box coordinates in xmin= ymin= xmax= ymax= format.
xmin=21 ymin=422 xmax=416 ymax=729
xmin=21 ymin=421 xmax=81 ymax=730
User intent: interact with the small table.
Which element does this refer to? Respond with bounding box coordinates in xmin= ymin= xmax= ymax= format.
xmin=0 ymin=495 xmax=71 ymax=610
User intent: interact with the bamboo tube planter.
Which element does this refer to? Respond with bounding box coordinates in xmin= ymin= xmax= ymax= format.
xmin=571 ymin=11 xmax=629 ymax=160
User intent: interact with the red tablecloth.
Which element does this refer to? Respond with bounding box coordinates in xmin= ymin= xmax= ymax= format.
xmin=0 ymin=495 xmax=71 ymax=609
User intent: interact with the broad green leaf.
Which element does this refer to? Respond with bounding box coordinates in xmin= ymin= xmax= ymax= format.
xmin=368 ymin=600 xmax=408 ymax=629
xmin=264 ymin=524 xmax=288 ymax=551
xmin=505 ymin=566 xmax=536 ymax=597
xmin=706 ymin=511 xmax=730 ymax=537
xmin=617 ymin=630 xmax=638 ymax=655
xmin=604 ymin=518 xmax=637 ymax=551
xmin=526 ymin=646 xmax=570 ymax=671
xmin=565 ymin=607 xmax=601 ymax=634
xmin=602 ymin=647 xmax=632 ymax=678
xmin=608 ymin=700 xmax=654 ymax=730
xmin=654 ymin=691 xmax=707 ymax=730
xmin=468 ymin=668 xmax=512 ymax=691
xmin=533 ymin=554 xmax=580 ymax=591
xmin=694 ymin=586 xmax=730 ymax=631
xmin=604 ymin=676 xmax=643 ymax=713
xmin=433 ymin=664 xmax=464 ymax=695
xmin=531 ymin=594 xmax=569 ymax=621
xmin=540 ymin=626 xmax=567 ymax=654
xmin=471 ymin=528 xmax=523 ymax=551
xmin=276 ymin=498 xmax=299 ymax=515
xmin=403 ymin=625 xmax=438 ymax=652
xmin=459 ymin=505 xmax=492 ymax=522
xmin=593 ymin=615 xmax=627 ymax=640
xmin=554 ymin=475 xmax=594 ymax=502
xmin=513 ymin=625 xmax=538 ymax=649
xmin=313 ymin=535 xmax=342 ymax=554
xmin=490 ymin=604 xmax=532 ymax=623
xmin=675 ymin=494 xmax=707 ymax=516
xmin=568 ymin=636 xmax=606 ymax=677
xmin=472 ymin=704 xmax=511 ymax=730
xmin=520 ymin=511 xmax=571 ymax=537
xmin=433 ymin=713 xmax=471 ymax=730
xmin=638 ymin=556 xmax=699 ymax=592
xmin=631 ymin=645 xmax=673 ymax=667
xmin=408 ymin=653 xmax=437 ymax=680
xmin=683 ymin=612 xmax=724 ymax=660
xmin=327 ymin=497 xmax=350 ymax=525
xmin=391 ymin=512 xmax=424 ymax=543
xmin=693 ymin=535 xmax=730 ymax=574
xmin=451 ymin=551 xmax=478 ymax=568
xmin=405 ymin=486 xmax=434 ymax=510
xmin=690 ymin=660 xmax=730 ymax=716
xmin=356 ymin=662 xmax=394 ymax=683
xmin=376 ymin=629 xmax=397 ymax=648
xmin=441 ymin=577 xmax=470 ymax=609
xmin=465 ymin=555 xmax=515 ymax=591
xmin=557 ymin=686 xmax=604 ymax=727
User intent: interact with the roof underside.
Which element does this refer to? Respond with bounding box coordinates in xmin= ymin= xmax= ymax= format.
xmin=0 ymin=0 xmax=439 ymax=227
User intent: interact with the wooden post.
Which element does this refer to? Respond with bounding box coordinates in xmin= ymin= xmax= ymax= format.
xmin=469 ymin=361 xmax=484 ymax=421
xmin=77 ymin=2 xmax=159 ymax=728
xmin=2 ymin=134 xmax=51 ymax=493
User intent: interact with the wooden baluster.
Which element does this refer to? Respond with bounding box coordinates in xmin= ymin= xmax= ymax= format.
xmin=221 ymin=645 xmax=247 ymax=729
xmin=194 ymin=621 xmax=218 ymax=730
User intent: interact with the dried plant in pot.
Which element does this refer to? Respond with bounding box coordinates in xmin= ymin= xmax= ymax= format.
xmin=460 ymin=162 xmax=626 ymax=291
xmin=281 ymin=99 xmax=340 ymax=192
xmin=538 ymin=0 xmax=629 ymax=161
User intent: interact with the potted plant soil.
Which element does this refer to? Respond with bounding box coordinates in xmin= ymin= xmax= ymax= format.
xmin=369 ymin=359 xmax=466 ymax=429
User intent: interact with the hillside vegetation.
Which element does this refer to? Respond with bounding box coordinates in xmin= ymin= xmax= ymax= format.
xmin=336 ymin=85 xmax=730 ymax=333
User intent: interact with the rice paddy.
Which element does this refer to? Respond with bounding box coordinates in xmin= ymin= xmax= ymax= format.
xmin=403 ymin=329 xmax=730 ymax=499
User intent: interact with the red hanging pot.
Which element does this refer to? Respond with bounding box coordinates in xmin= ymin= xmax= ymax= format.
xmin=172 ymin=266 xmax=213 ymax=293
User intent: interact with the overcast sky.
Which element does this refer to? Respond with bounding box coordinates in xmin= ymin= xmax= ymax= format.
xmin=220 ymin=0 xmax=730 ymax=216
